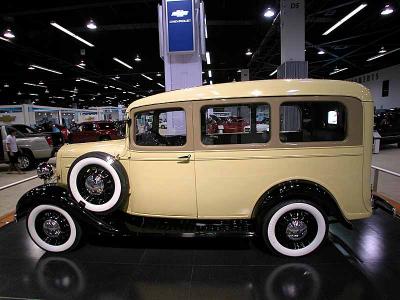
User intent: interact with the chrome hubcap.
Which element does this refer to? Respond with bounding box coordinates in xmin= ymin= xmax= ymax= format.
xmin=286 ymin=220 xmax=308 ymax=241
xmin=18 ymin=156 xmax=29 ymax=169
xmin=85 ymin=174 xmax=105 ymax=195
xmin=43 ymin=219 xmax=61 ymax=238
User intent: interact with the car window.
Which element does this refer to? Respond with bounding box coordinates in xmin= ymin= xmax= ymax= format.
xmin=97 ymin=123 xmax=115 ymax=130
xmin=201 ymin=103 xmax=270 ymax=145
xmin=13 ymin=125 xmax=37 ymax=134
xmin=135 ymin=108 xmax=186 ymax=146
xmin=82 ymin=123 xmax=95 ymax=131
xmin=5 ymin=126 xmax=25 ymax=138
xmin=280 ymin=101 xmax=346 ymax=142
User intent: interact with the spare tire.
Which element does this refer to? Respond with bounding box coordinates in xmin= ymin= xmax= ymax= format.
xmin=67 ymin=152 xmax=129 ymax=214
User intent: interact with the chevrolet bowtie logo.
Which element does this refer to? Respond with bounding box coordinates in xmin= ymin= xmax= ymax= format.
xmin=171 ymin=9 xmax=189 ymax=17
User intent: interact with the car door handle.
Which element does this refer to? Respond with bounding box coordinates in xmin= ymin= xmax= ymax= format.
xmin=178 ymin=154 xmax=191 ymax=162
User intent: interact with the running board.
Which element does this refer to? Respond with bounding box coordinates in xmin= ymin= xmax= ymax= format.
xmin=372 ymin=194 xmax=399 ymax=219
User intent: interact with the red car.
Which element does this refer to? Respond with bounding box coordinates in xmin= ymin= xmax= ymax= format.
xmin=68 ymin=121 xmax=123 ymax=143
xmin=222 ymin=117 xmax=247 ymax=133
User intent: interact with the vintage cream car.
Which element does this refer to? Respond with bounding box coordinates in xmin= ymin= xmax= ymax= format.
xmin=16 ymin=79 xmax=373 ymax=257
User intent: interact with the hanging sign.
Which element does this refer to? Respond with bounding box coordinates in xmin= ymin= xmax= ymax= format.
xmin=166 ymin=0 xmax=195 ymax=53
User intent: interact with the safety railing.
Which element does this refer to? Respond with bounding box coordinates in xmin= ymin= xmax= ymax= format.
xmin=371 ymin=165 xmax=400 ymax=192
xmin=0 ymin=175 xmax=38 ymax=191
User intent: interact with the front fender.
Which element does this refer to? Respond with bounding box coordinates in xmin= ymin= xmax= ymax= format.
xmin=16 ymin=184 xmax=122 ymax=235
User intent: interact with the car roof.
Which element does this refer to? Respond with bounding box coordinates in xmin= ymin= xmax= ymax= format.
xmin=126 ymin=79 xmax=372 ymax=113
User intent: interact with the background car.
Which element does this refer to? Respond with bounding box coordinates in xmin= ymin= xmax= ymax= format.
xmin=0 ymin=125 xmax=54 ymax=170
xmin=12 ymin=124 xmax=65 ymax=150
xmin=374 ymin=108 xmax=400 ymax=147
xmin=68 ymin=121 xmax=124 ymax=143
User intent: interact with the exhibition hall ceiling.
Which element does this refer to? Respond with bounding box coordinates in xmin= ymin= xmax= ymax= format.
xmin=0 ymin=0 xmax=399 ymax=107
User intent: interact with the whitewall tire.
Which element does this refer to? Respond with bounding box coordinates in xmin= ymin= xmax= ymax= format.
xmin=262 ymin=200 xmax=328 ymax=257
xmin=27 ymin=204 xmax=81 ymax=253
xmin=67 ymin=152 xmax=129 ymax=214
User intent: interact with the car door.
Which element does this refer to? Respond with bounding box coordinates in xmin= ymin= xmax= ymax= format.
xmin=129 ymin=102 xmax=197 ymax=218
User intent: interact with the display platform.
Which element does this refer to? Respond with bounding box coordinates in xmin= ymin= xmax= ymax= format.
xmin=0 ymin=209 xmax=399 ymax=300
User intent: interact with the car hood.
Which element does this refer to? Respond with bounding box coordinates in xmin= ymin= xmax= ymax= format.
xmin=58 ymin=139 xmax=127 ymax=158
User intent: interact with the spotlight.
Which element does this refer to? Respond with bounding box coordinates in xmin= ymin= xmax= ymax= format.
xmin=134 ymin=54 xmax=141 ymax=62
xmin=264 ymin=7 xmax=275 ymax=18
xmin=3 ymin=29 xmax=15 ymax=39
xmin=86 ymin=19 xmax=97 ymax=30
xmin=381 ymin=4 xmax=394 ymax=15
xmin=318 ymin=49 xmax=326 ymax=55
xmin=156 ymin=72 xmax=162 ymax=77
xmin=379 ymin=47 xmax=387 ymax=54
xmin=245 ymin=48 xmax=253 ymax=56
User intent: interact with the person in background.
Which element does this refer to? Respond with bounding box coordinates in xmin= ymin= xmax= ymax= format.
xmin=6 ymin=128 xmax=23 ymax=174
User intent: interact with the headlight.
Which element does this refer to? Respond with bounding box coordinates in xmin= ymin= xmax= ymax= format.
xmin=37 ymin=162 xmax=54 ymax=180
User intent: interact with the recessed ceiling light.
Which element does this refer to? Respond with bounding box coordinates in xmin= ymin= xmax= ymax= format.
xmin=318 ymin=49 xmax=326 ymax=55
xmin=113 ymin=57 xmax=133 ymax=69
xmin=322 ymin=3 xmax=367 ymax=35
xmin=86 ymin=19 xmax=97 ymax=30
xmin=134 ymin=54 xmax=141 ymax=62
xmin=381 ymin=4 xmax=394 ymax=15
xmin=3 ymin=29 xmax=15 ymax=39
xmin=263 ymin=7 xmax=275 ymax=18
xmin=50 ymin=22 xmax=95 ymax=47
xmin=245 ymin=48 xmax=253 ymax=56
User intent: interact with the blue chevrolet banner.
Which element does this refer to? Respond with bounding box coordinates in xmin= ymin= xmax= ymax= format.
xmin=166 ymin=0 xmax=195 ymax=53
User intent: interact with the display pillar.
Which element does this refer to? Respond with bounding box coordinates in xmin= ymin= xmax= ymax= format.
xmin=277 ymin=0 xmax=308 ymax=79
xmin=158 ymin=0 xmax=206 ymax=91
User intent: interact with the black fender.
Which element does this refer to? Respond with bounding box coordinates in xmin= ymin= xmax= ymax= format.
xmin=252 ymin=180 xmax=352 ymax=229
xmin=16 ymin=184 xmax=122 ymax=235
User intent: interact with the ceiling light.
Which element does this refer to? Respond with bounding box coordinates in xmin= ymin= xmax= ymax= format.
xmin=134 ymin=54 xmax=141 ymax=62
xmin=50 ymin=22 xmax=95 ymax=47
xmin=366 ymin=47 xmax=400 ymax=61
xmin=127 ymin=91 xmax=135 ymax=95
xmin=76 ymin=78 xmax=81 ymax=82
xmin=208 ymin=70 xmax=212 ymax=78
xmin=24 ymin=82 xmax=47 ymax=88
xmin=4 ymin=83 xmax=9 ymax=88
xmin=141 ymin=74 xmax=153 ymax=81
xmin=329 ymin=67 xmax=348 ymax=75
xmin=318 ymin=49 xmax=326 ymax=55
xmin=245 ymin=48 xmax=253 ymax=56
xmin=29 ymin=93 xmax=39 ymax=96
xmin=116 ymin=87 xmax=122 ymax=90
xmin=157 ymin=83 xmax=165 ymax=88
xmin=78 ymin=60 xmax=86 ymax=67
xmin=17 ymin=91 xmax=22 ymax=96
xmin=3 ymin=29 xmax=15 ymax=39
xmin=378 ymin=47 xmax=387 ymax=54
xmin=39 ymin=81 xmax=44 ymax=85
xmin=209 ymin=80 xmax=213 ymax=85
xmin=30 ymin=64 xmax=63 ymax=75
xmin=206 ymin=51 xmax=211 ymax=64
xmin=28 ymin=66 xmax=35 ymax=70
xmin=381 ymin=4 xmax=394 ymax=15
xmin=264 ymin=7 xmax=275 ymax=18
xmin=104 ymin=85 xmax=109 ymax=89
xmin=45 ymin=89 xmax=49 ymax=94
xmin=269 ymin=69 xmax=277 ymax=76
xmin=237 ymin=69 xmax=241 ymax=73
xmin=115 ymin=75 xmax=120 ymax=79
xmin=156 ymin=72 xmax=162 ymax=77
xmin=73 ymin=87 xmax=78 ymax=93
xmin=113 ymin=57 xmax=133 ymax=69
xmin=62 ymin=89 xmax=75 ymax=93
xmin=322 ymin=3 xmax=367 ymax=35
xmin=86 ymin=19 xmax=97 ymax=30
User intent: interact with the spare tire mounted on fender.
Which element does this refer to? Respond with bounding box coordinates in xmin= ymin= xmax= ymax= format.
xmin=68 ymin=152 xmax=129 ymax=213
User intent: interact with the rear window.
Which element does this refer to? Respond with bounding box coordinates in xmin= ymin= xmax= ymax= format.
xmin=97 ymin=123 xmax=115 ymax=130
xmin=280 ymin=101 xmax=347 ymax=142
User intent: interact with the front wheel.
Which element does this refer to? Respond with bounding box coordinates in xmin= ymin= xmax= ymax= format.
xmin=261 ymin=200 xmax=328 ymax=257
xmin=27 ymin=204 xmax=81 ymax=252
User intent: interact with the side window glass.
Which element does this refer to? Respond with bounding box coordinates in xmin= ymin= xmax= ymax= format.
xmin=201 ymin=103 xmax=270 ymax=145
xmin=135 ymin=108 xmax=186 ymax=146
xmin=280 ymin=101 xmax=346 ymax=142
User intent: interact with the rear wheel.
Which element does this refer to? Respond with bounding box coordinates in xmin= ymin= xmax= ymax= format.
xmin=18 ymin=151 xmax=34 ymax=170
xmin=261 ymin=200 xmax=328 ymax=257
xmin=27 ymin=204 xmax=81 ymax=252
